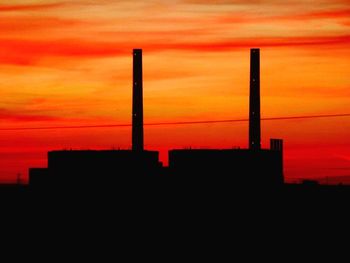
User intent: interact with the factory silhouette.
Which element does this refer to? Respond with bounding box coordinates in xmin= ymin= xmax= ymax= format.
xmin=28 ymin=48 xmax=284 ymax=191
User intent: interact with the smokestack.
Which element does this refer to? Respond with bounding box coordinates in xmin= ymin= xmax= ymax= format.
xmin=132 ymin=49 xmax=144 ymax=151
xmin=249 ymin=48 xmax=261 ymax=150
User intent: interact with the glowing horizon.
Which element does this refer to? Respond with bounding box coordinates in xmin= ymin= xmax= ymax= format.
xmin=0 ymin=0 xmax=349 ymax=183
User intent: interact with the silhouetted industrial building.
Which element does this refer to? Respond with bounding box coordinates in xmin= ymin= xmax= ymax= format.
xmin=29 ymin=48 xmax=284 ymax=189
xmin=46 ymin=150 xmax=161 ymax=187
xmin=29 ymin=168 xmax=49 ymax=186
xmin=29 ymin=49 xmax=161 ymax=188
xmin=169 ymin=148 xmax=283 ymax=186
xmin=270 ymin=138 xmax=283 ymax=172
xmin=168 ymin=48 xmax=284 ymax=186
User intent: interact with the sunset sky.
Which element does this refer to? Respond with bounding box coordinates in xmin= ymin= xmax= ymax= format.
xmin=0 ymin=0 xmax=349 ymax=183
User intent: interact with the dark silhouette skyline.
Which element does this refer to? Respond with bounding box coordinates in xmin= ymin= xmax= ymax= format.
xmin=28 ymin=48 xmax=285 ymax=190
xmin=0 ymin=47 xmax=346 ymax=197
xmin=168 ymin=48 xmax=283 ymax=186
xmin=29 ymin=49 xmax=161 ymax=188
xmin=0 ymin=0 xmax=349 ymax=190
xmin=2 ymin=2 xmax=350 ymax=225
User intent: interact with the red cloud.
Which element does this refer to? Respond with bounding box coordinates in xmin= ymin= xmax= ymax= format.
xmin=183 ymin=0 xmax=262 ymax=4
xmin=220 ymin=9 xmax=350 ymax=24
xmin=1 ymin=34 xmax=349 ymax=66
xmin=145 ymin=35 xmax=350 ymax=53
xmin=184 ymin=0 xmax=350 ymax=5
xmin=293 ymin=9 xmax=350 ymax=21
xmin=0 ymin=16 xmax=86 ymax=33
xmin=262 ymin=9 xmax=350 ymax=24
xmin=0 ymin=38 xmax=130 ymax=66
xmin=0 ymin=3 xmax=65 ymax=12
xmin=0 ymin=108 xmax=61 ymax=122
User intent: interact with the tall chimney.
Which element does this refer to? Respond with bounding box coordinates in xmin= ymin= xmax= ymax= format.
xmin=249 ymin=48 xmax=261 ymax=150
xmin=132 ymin=49 xmax=144 ymax=151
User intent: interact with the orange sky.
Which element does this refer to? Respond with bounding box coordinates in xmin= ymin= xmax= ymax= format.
xmin=0 ymin=0 xmax=349 ymax=183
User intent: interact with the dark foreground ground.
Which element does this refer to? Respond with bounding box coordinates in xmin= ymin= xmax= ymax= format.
xmin=2 ymin=182 xmax=350 ymax=208
xmin=1 ymin=182 xmax=348 ymax=258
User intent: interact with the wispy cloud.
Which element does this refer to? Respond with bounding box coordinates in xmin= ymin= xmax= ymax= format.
xmin=0 ymin=108 xmax=61 ymax=122
xmin=2 ymin=34 xmax=349 ymax=66
xmin=182 ymin=0 xmax=350 ymax=5
xmin=219 ymin=8 xmax=350 ymax=24
xmin=1 ymin=0 xmax=349 ymax=67
xmin=183 ymin=0 xmax=265 ymax=4
xmin=0 ymin=2 xmax=65 ymax=12
xmin=148 ymin=35 xmax=350 ymax=51
xmin=0 ymin=16 xmax=86 ymax=34
xmin=0 ymin=38 xmax=129 ymax=66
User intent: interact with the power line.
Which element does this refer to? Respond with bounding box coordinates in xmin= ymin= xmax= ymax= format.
xmin=0 ymin=113 xmax=349 ymax=131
